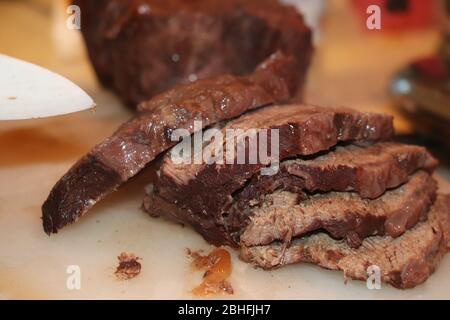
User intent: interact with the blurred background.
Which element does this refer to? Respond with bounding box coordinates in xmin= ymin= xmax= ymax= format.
xmin=0 ymin=0 xmax=448 ymax=174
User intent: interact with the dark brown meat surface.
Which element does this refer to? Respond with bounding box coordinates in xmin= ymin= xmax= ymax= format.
xmin=75 ymin=0 xmax=313 ymax=106
xmin=224 ymin=142 xmax=438 ymax=238
xmin=145 ymin=104 xmax=395 ymax=246
xmin=237 ymin=142 xmax=438 ymax=201
xmin=42 ymin=53 xmax=297 ymax=234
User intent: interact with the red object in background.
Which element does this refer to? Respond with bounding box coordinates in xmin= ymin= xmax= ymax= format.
xmin=413 ymin=56 xmax=449 ymax=81
xmin=353 ymin=0 xmax=436 ymax=30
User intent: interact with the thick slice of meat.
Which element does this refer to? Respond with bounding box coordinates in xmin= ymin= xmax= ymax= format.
xmin=241 ymin=171 xmax=437 ymax=248
xmin=75 ymin=0 xmax=313 ymax=106
xmin=42 ymin=53 xmax=297 ymax=234
xmin=145 ymin=105 xmax=394 ymax=246
xmin=240 ymin=194 xmax=450 ymax=289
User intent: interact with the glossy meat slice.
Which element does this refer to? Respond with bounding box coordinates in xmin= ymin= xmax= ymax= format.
xmin=145 ymin=104 xmax=395 ymax=246
xmin=147 ymin=142 xmax=437 ymax=246
xmin=42 ymin=53 xmax=297 ymax=234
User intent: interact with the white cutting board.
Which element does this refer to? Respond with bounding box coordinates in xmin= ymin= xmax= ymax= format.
xmin=1 ymin=0 xmax=449 ymax=300
xmin=0 ymin=132 xmax=450 ymax=301
xmin=2 ymin=115 xmax=450 ymax=297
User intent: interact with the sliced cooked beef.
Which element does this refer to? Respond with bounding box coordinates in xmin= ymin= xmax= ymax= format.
xmin=147 ymin=142 xmax=437 ymax=246
xmin=75 ymin=0 xmax=313 ymax=106
xmin=42 ymin=53 xmax=297 ymax=234
xmin=236 ymin=142 xmax=438 ymax=201
xmin=224 ymin=142 xmax=438 ymax=237
xmin=145 ymin=105 xmax=394 ymax=246
xmin=240 ymin=194 xmax=450 ymax=289
xmin=241 ymin=171 xmax=437 ymax=248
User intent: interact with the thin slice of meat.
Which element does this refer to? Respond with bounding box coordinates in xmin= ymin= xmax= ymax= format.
xmin=241 ymin=171 xmax=437 ymax=248
xmin=240 ymin=194 xmax=450 ymax=289
xmin=42 ymin=52 xmax=297 ymax=234
xmin=148 ymin=142 xmax=437 ymax=246
xmin=145 ymin=105 xmax=394 ymax=246
xmin=236 ymin=142 xmax=438 ymax=201
xmin=225 ymin=142 xmax=438 ymax=242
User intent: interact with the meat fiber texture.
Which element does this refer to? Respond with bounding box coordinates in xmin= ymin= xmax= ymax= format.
xmin=74 ymin=0 xmax=313 ymax=106
xmin=42 ymin=53 xmax=298 ymax=234
xmin=240 ymin=171 xmax=438 ymax=248
xmin=145 ymin=104 xmax=395 ymax=246
xmin=240 ymin=195 xmax=450 ymax=289
xmin=233 ymin=143 xmax=438 ymax=246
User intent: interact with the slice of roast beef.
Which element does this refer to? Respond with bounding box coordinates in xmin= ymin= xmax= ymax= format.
xmin=42 ymin=53 xmax=297 ymax=234
xmin=145 ymin=105 xmax=395 ymax=246
xmin=240 ymin=194 xmax=450 ymax=289
xmin=75 ymin=0 xmax=313 ymax=106
xmin=240 ymin=171 xmax=437 ymax=248
xmin=225 ymin=142 xmax=438 ymax=237
xmin=236 ymin=142 xmax=438 ymax=201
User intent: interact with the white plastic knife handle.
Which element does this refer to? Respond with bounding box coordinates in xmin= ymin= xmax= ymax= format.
xmin=0 ymin=54 xmax=94 ymax=120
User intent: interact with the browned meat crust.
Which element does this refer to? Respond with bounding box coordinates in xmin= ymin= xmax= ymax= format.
xmin=42 ymin=53 xmax=297 ymax=234
xmin=145 ymin=105 xmax=394 ymax=246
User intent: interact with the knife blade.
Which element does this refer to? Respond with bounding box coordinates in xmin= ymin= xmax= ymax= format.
xmin=0 ymin=54 xmax=95 ymax=120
